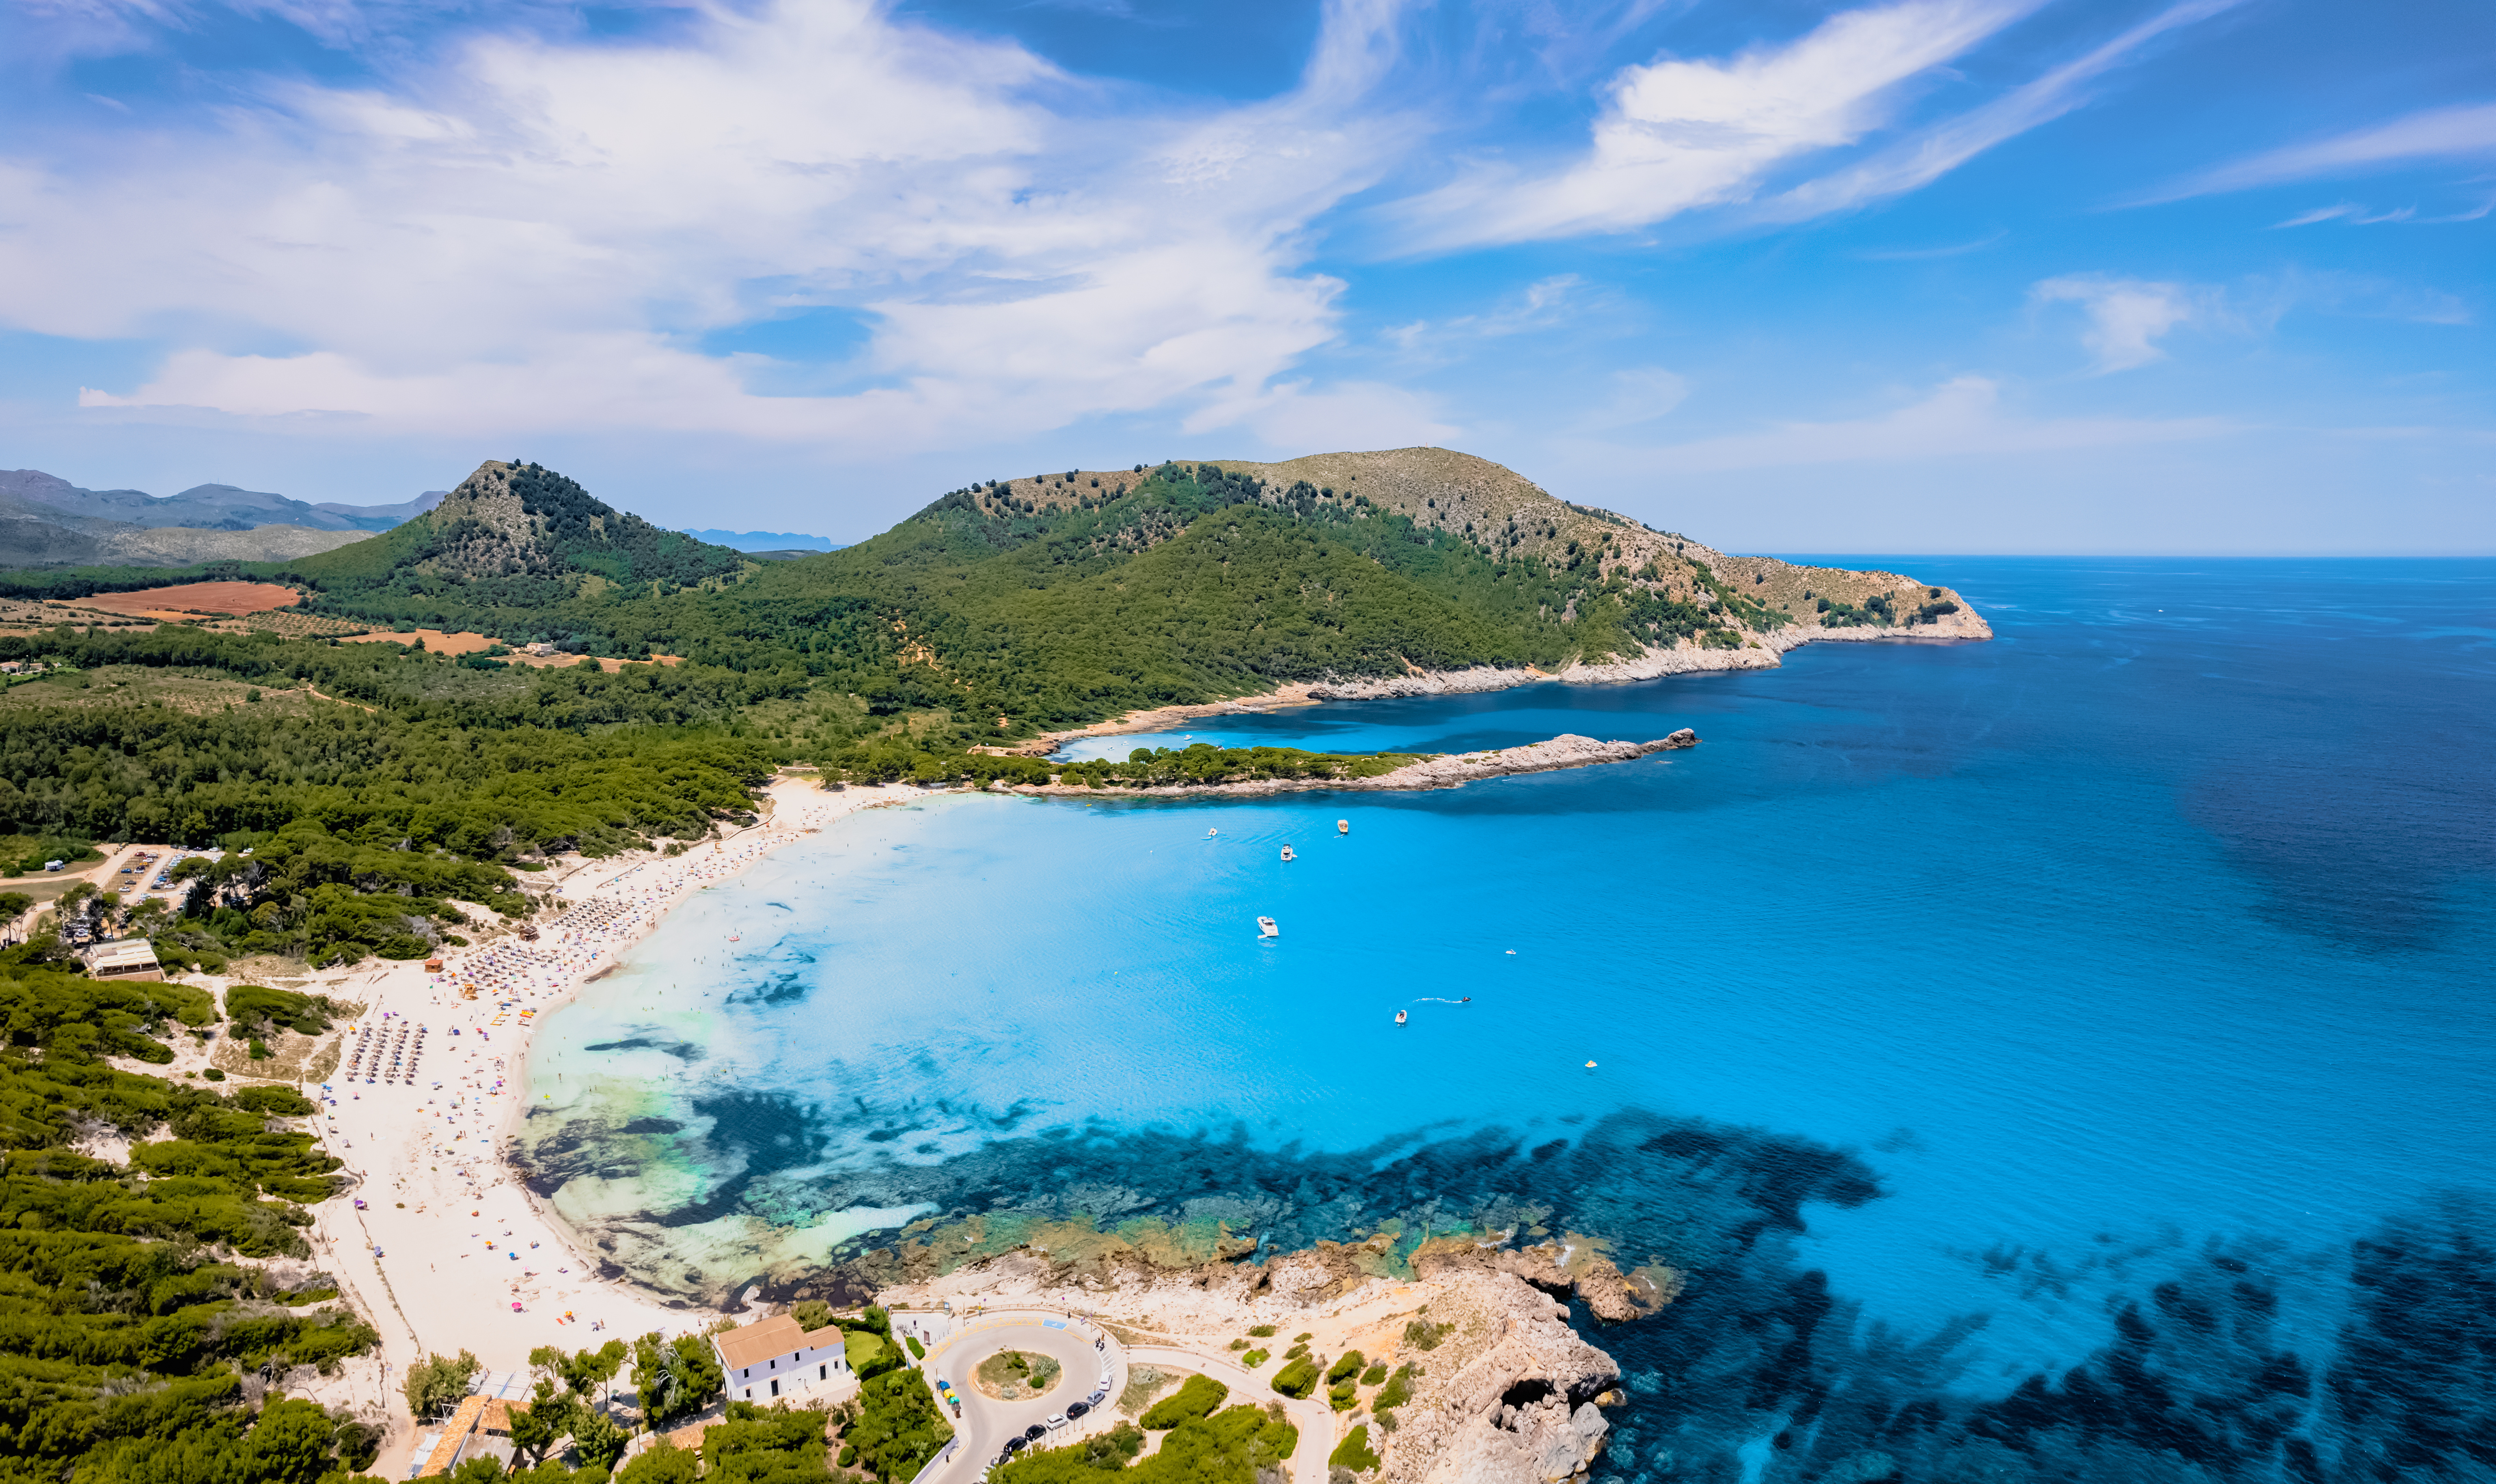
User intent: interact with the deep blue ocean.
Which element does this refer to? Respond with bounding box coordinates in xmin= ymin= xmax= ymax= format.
xmin=524 ymin=559 xmax=2496 ymax=1483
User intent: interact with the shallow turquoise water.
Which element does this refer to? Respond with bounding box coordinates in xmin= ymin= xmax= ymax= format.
xmin=524 ymin=559 xmax=2496 ymax=1480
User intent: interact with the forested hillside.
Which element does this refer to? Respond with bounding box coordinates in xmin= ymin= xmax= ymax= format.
xmin=8 ymin=450 xmax=1983 ymax=746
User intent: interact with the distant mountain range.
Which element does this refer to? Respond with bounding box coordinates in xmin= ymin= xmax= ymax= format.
xmin=680 ymin=528 xmax=841 ymax=554
xmin=0 ymin=468 xmax=446 ymax=569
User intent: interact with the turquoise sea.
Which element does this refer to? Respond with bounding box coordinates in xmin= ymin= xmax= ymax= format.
xmin=522 ymin=559 xmax=2496 ymax=1482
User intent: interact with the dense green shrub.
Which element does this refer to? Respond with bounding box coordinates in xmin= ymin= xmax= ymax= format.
xmin=995 ymin=1406 xmax=1289 ymax=1484
xmin=1269 ymin=1357 xmax=1319 ymax=1399
xmin=703 ymin=1400 xmax=835 ymax=1482
xmin=1139 ymin=1372 xmax=1228 ymax=1429
xmin=840 ymin=1367 xmax=954 ymax=1480
xmin=1329 ymin=1424 xmax=1381 ymax=1472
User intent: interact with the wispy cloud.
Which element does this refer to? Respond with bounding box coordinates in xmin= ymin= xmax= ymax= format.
xmin=2270 ymin=194 xmax=2496 ymax=228
xmin=2147 ymin=100 xmax=2496 ymax=201
xmin=1384 ymin=275 xmax=1584 ymax=357
xmin=1761 ymin=0 xmax=2246 ymax=221
xmin=2031 ymin=275 xmax=2205 ymax=371
xmin=1572 ymin=366 xmax=1691 ymax=431
xmin=1644 ymin=375 xmax=2238 ymax=471
xmin=1384 ymin=0 xmax=2035 ymax=250
xmin=1853 ymin=229 xmax=2008 ymax=259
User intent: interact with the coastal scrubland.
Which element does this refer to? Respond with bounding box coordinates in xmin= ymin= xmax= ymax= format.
xmin=0 ymin=953 xmax=384 ymax=1481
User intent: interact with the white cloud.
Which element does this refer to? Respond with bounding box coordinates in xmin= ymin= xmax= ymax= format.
xmin=2270 ymin=196 xmax=2496 ymax=228
xmin=10 ymin=0 xmax=1424 ymax=453
xmin=1195 ymin=379 xmax=1458 ymax=451
xmin=2150 ymin=100 xmax=2496 ymax=200
xmin=2031 ymin=276 xmax=2202 ymax=371
xmin=1385 ymin=0 xmax=2032 ymax=249
xmin=1384 ymin=274 xmax=1584 ymax=357
xmin=1644 ymin=375 xmax=2237 ymax=471
xmin=1572 ymin=366 xmax=1691 ymax=431
xmin=1762 ymin=0 xmax=2245 ymax=221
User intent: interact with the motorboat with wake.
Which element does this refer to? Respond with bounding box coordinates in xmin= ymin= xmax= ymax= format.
xmin=1394 ymin=1009 xmax=1408 ymax=1026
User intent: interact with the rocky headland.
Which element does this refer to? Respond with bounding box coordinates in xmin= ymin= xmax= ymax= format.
xmin=876 ymin=1229 xmax=1661 ymax=1484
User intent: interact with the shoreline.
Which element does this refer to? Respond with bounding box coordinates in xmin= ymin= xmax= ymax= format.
xmin=290 ymin=776 xmax=919 ymax=1477
xmin=289 ymin=632 xmax=1948 ymax=1471
xmin=1017 ymin=621 xmax=1989 ymax=755
xmin=1010 ymin=730 xmax=1699 ymax=798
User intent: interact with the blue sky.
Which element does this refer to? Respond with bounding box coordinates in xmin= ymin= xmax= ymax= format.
xmin=2 ymin=0 xmax=2488 ymax=552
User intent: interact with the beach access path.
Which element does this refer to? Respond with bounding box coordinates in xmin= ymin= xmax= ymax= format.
xmin=295 ymin=776 xmax=915 ymax=1479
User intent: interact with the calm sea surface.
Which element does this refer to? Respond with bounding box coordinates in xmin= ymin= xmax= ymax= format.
xmin=525 ymin=559 xmax=2496 ymax=1480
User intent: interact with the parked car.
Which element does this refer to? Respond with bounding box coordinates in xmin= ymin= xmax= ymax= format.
xmin=1024 ymin=1425 xmax=1047 ymax=1442
xmin=1045 ymin=1414 xmax=1068 ymax=1431
xmin=1066 ymin=1402 xmax=1091 ymax=1420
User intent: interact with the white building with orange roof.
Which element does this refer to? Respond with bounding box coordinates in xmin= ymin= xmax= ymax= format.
xmin=713 ymin=1313 xmax=861 ymax=1404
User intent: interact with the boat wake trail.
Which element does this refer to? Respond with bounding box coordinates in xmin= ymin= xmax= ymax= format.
xmin=1413 ymin=997 xmax=1471 ymax=1004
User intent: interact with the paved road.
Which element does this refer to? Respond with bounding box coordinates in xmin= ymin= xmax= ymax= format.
xmin=919 ymin=1314 xmax=1123 ymax=1482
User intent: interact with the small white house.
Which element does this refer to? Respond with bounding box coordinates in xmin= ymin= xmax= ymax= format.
xmin=713 ymin=1314 xmax=857 ymax=1404
xmin=84 ymin=939 xmax=163 ymax=981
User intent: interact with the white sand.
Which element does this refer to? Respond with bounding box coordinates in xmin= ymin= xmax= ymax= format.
xmin=298 ymin=777 xmax=916 ymax=1475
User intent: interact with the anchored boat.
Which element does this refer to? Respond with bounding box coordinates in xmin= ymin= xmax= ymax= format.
xmin=1257 ymin=916 xmax=1279 ymax=938
xmin=1394 ymin=1010 xmax=1408 ymax=1026
xmin=1279 ymin=845 xmax=1296 ymax=862
xmin=1337 ymin=819 xmax=1349 ymax=835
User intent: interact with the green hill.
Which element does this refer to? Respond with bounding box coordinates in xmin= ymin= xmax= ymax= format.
xmin=274 ymin=459 xmax=749 ymax=643
xmin=8 ymin=447 xmax=1987 ymax=746
xmin=611 ymin=449 xmax=1987 ymax=733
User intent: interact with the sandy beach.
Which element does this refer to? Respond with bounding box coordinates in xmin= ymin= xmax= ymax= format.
xmin=278 ymin=775 xmax=914 ymax=1476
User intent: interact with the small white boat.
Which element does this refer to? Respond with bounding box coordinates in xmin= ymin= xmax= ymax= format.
xmin=1207 ymin=828 xmax=1218 ymax=837
xmin=1279 ymin=845 xmax=1295 ymax=862
xmin=1337 ymin=819 xmax=1349 ymax=835
xmin=1257 ymin=917 xmax=1279 ymax=938
xmin=1394 ymin=1010 xmax=1408 ymax=1026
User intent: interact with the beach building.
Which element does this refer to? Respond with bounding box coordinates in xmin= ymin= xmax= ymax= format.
xmin=82 ymin=938 xmax=162 ymax=981
xmin=713 ymin=1314 xmax=859 ymax=1403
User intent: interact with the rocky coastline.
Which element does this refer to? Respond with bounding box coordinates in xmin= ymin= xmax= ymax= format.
xmin=876 ymin=1230 xmax=1654 ymax=1484
xmin=1012 ymin=731 xmax=1698 ymax=799
xmin=1027 ymin=614 xmax=1991 ymax=755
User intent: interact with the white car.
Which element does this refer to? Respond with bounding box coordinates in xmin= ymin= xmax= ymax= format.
xmin=1045 ymin=1414 xmax=1069 ymax=1431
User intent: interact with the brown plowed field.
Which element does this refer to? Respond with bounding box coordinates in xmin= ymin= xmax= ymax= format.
xmin=80 ymin=582 xmax=302 ymax=618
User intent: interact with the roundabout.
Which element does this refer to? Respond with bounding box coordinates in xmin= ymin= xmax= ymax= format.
xmin=913 ymin=1310 xmax=1123 ymax=1481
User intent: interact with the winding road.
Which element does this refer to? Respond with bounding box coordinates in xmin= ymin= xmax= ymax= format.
xmin=907 ymin=1313 xmax=1333 ymax=1484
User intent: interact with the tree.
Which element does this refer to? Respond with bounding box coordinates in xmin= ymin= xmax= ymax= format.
xmin=632 ymin=1332 xmax=725 ymax=1430
xmin=407 ymin=1349 xmax=483 ymax=1420
xmin=572 ymin=1404 xmax=630 ymax=1473
xmin=618 ymin=1437 xmax=700 ymax=1484
xmin=509 ymin=1380 xmax=576 ymax=1469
